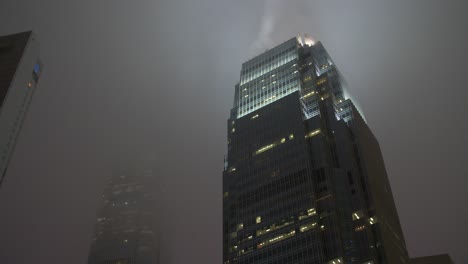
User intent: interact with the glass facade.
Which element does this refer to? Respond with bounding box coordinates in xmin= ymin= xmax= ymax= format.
xmin=223 ymin=35 xmax=409 ymax=264
xmin=237 ymin=38 xmax=300 ymax=118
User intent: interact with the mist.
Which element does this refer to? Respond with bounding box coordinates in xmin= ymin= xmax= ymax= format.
xmin=0 ymin=0 xmax=467 ymax=263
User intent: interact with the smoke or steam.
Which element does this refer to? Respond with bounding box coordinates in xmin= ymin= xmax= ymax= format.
xmin=249 ymin=0 xmax=281 ymax=55
xmin=249 ymin=0 xmax=315 ymax=56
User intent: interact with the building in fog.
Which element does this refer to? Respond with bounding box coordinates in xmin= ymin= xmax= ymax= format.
xmin=223 ymin=35 xmax=410 ymax=263
xmin=411 ymin=254 xmax=453 ymax=264
xmin=0 ymin=31 xmax=42 ymax=188
xmin=88 ymin=161 xmax=159 ymax=264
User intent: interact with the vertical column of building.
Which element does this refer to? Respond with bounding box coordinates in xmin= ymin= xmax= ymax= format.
xmin=0 ymin=31 xmax=42 ymax=188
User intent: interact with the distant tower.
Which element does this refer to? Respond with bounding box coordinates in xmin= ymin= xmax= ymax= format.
xmin=88 ymin=160 xmax=159 ymax=264
xmin=0 ymin=31 xmax=42 ymax=188
xmin=223 ymin=35 xmax=409 ymax=263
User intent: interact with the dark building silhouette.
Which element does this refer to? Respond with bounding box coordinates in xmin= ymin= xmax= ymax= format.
xmin=88 ymin=161 xmax=159 ymax=264
xmin=223 ymin=35 xmax=410 ymax=263
xmin=411 ymin=254 xmax=454 ymax=264
xmin=0 ymin=31 xmax=42 ymax=188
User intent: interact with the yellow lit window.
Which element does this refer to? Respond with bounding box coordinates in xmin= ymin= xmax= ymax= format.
xmin=327 ymin=258 xmax=343 ymax=264
xmin=256 ymin=216 xmax=261 ymax=224
xmin=317 ymin=78 xmax=327 ymax=85
xmin=255 ymin=143 xmax=276 ymax=155
xmin=299 ymin=222 xmax=317 ymax=232
xmin=257 ymin=230 xmax=295 ymax=249
xmin=301 ymin=91 xmax=315 ymax=99
xmin=305 ymin=129 xmax=321 ymax=138
xmin=352 ymin=210 xmax=364 ymax=221
xmin=289 ymin=134 xmax=294 ymax=140
xmin=355 ymin=225 xmax=366 ymax=231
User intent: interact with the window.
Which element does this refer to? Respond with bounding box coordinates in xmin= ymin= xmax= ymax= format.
xmin=256 ymin=216 xmax=261 ymax=224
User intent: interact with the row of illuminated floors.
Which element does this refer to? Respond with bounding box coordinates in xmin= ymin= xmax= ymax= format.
xmin=229 ymin=208 xmax=318 ymax=256
xmin=229 ymin=208 xmax=378 ymax=260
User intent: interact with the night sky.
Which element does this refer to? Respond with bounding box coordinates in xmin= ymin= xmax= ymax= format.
xmin=0 ymin=0 xmax=467 ymax=263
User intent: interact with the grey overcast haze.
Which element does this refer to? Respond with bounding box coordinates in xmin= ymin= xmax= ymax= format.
xmin=1 ymin=0 xmax=467 ymax=263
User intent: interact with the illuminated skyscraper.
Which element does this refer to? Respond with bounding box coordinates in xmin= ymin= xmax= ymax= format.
xmin=223 ymin=35 xmax=409 ymax=263
xmin=0 ymin=31 xmax=42 ymax=188
xmin=88 ymin=160 xmax=159 ymax=264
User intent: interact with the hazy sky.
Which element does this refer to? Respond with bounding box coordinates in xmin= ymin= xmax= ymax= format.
xmin=0 ymin=0 xmax=467 ymax=263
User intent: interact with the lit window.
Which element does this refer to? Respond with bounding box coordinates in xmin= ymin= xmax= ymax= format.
xmin=255 ymin=143 xmax=276 ymax=155
xmin=237 ymin=223 xmax=244 ymax=231
xmin=299 ymin=222 xmax=317 ymax=232
xmin=254 ymin=135 xmax=289 ymax=155
xmin=257 ymin=230 xmax=295 ymax=249
xmin=305 ymin=129 xmax=321 ymax=138
xmin=352 ymin=210 xmax=364 ymax=221
xmin=317 ymin=78 xmax=327 ymax=85
xmin=251 ymin=114 xmax=259 ymax=120
xmin=327 ymin=258 xmax=343 ymax=264
xmin=355 ymin=225 xmax=366 ymax=231
xmin=301 ymin=91 xmax=315 ymax=99
xmin=289 ymin=134 xmax=294 ymax=140
xmin=256 ymin=216 xmax=261 ymax=224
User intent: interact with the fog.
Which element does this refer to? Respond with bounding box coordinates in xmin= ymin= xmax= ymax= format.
xmin=0 ymin=0 xmax=467 ymax=263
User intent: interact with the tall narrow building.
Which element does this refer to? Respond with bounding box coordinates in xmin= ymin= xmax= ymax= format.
xmin=223 ymin=35 xmax=409 ymax=264
xmin=88 ymin=160 xmax=159 ymax=264
xmin=0 ymin=31 xmax=42 ymax=188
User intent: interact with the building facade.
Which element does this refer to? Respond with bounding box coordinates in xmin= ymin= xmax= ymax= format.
xmin=88 ymin=161 xmax=159 ymax=264
xmin=0 ymin=31 xmax=42 ymax=188
xmin=223 ymin=35 xmax=409 ymax=263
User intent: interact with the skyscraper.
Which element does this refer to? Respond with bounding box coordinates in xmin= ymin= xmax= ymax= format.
xmin=223 ymin=35 xmax=409 ymax=263
xmin=88 ymin=160 xmax=159 ymax=264
xmin=0 ymin=31 xmax=42 ymax=188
